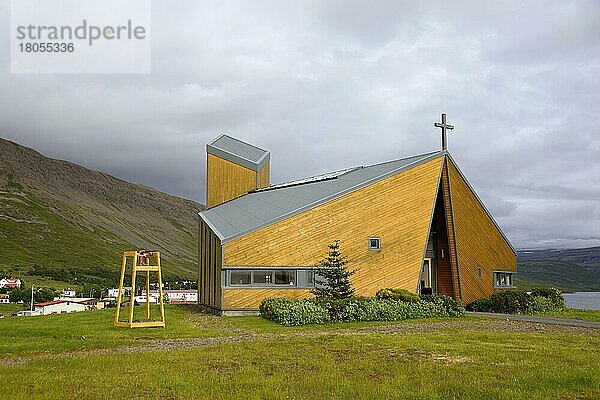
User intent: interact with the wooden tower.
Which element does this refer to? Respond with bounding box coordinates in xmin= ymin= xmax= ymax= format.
xmin=114 ymin=250 xmax=165 ymax=328
xmin=206 ymin=134 xmax=270 ymax=207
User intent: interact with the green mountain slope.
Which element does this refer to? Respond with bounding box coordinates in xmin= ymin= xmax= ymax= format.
xmin=0 ymin=138 xmax=203 ymax=286
xmin=516 ymin=248 xmax=600 ymax=292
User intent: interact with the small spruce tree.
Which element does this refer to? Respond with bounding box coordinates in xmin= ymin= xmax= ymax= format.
xmin=311 ymin=240 xmax=355 ymax=299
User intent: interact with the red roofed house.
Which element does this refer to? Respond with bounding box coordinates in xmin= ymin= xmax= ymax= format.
xmin=34 ymin=300 xmax=88 ymax=315
xmin=0 ymin=278 xmax=22 ymax=289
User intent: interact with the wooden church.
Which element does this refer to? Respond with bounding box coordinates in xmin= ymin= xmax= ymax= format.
xmin=198 ymin=116 xmax=516 ymax=314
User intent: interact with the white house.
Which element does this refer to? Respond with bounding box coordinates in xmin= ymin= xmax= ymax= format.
xmin=0 ymin=278 xmax=21 ymax=289
xmin=34 ymin=300 xmax=88 ymax=315
xmin=61 ymin=288 xmax=76 ymax=298
xmin=134 ymin=295 xmax=159 ymax=304
xmin=142 ymin=289 xmax=197 ymax=304
xmin=0 ymin=294 xmax=9 ymax=304
xmin=107 ymin=287 xmax=131 ymax=298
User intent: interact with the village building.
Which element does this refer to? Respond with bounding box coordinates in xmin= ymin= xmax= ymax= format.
xmin=0 ymin=294 xmax=9 ymax=304
xmin=198 ymin=119 xmax=516 ymax=314
xmin=34 ymin=300 xmax=88 ymax=315
xmin=61 ymin=288 xmax=76 ymax=298
xmin=0 ymin=277 xmax=21 ymax=289
xmin=141 ymin=289 xmax=198 ymax=304
xmin=108 ymin=287 xmax=131 ymax=298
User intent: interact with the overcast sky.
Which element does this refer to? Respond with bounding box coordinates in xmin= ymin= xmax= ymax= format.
xmin=1 ymin=1 xmax=599 ymax=249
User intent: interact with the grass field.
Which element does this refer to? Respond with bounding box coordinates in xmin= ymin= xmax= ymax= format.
xmin=1 ymin=305 xmax=599 ymax=399
xmin=542 ymin=308 xmax=600 ymax=322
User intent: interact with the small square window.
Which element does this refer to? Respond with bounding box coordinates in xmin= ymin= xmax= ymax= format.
xmin=368 ymin=237 xmax=381 ymax=251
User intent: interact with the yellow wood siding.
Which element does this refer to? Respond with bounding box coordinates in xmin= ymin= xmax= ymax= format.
xmin=447 ymin=159 xmax=516 ymax=305
xmin=224 ymin=289 xmax=312 ymax=310
xmin=223 ymin=157 xmax=444 ymax=304
xmin=198 ymin=219 xmax=222 ymax=309
xmin=257 ymin=162 xmax=270 ymax=188
xmin=207 ymin=154 xmax=257 ymax=207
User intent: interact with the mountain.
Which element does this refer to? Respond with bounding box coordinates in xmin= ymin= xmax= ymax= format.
xmin=516 ymin=247 xmax=600 ymax=292
xmin=0 ymin=138 xmax=203 ymax=287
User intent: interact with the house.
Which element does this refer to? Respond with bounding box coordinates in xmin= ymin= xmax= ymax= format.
xmin=62 ymin=288 xmax=76 ymax=298
xmin=56 ymin=297 xmax=106 ymax=310
xmin=0 ymin=294 xmax=9 ymax=304
xmin=0 ymin=278 xmax=21 ymax=289
xmin=34 ymin=300 xmax=88 ymax=315
xmin=142 ymin=289 xmax=197 ymax=304
xmin=108 ymin=287 xmax=131 ymax=298
xmin=198 ymin=127 xmax=516 ymax=314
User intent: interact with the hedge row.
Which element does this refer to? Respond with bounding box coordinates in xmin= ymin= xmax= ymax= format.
xmin=466 ymin=287 xmax=565 ymax=314
xmin=260 ymin=294 xmax=465 ymax=326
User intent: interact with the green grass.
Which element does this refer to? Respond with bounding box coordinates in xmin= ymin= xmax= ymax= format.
xmin=0 ymin=303 xmax=26 ymax=315
xmin=1 ymin=306 xmax=599 ymax=399
xmin=0 ymin=305 xmax=228 ymax=357
xmin=1 ymin=329 xmax=599 ymax=399
xmin=541 ymin=308 xmax=600 ymax=322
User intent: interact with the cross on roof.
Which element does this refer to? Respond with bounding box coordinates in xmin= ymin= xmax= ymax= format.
xmin=434 ymin=113 xmax=454 ymax=151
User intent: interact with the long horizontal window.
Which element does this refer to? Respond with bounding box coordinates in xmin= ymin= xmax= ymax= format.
xmin=223 ymin=268 xmax=316 ymax=288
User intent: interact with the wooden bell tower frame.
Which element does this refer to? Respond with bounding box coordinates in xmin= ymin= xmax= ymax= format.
xmin=114 ymin=250 xmax=165 ymax=328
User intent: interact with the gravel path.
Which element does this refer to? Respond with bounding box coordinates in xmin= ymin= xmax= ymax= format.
xmin=3 ymin=318 xmax=598 ymax=368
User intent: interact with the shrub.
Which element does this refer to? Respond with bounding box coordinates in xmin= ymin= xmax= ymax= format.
xmin=259 ymin=298 xmax=329 ymax=326
xmin=527 ymin=296 xmax=557 ymax=313
xmin=489 ymin=290 xmax=531 ymax=314
xmin=420 ymin=294 xmax=466 ymax=317
xmin=530 ymin=287 xmax=565 ymax=309
xmin=466 ymin=298 xmax=493 ymax=312
xmin=260 ymin=295 xmax=466 ymax=326
xmin=375 ymin=288 xmax=420 ymax=303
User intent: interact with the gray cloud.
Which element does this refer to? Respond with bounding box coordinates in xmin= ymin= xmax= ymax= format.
xmin=1 ymin=0 xmax=598 ymax=249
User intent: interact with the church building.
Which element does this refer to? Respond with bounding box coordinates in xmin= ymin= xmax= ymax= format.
xmin=198 ymin=116 xmax=516 ymax=314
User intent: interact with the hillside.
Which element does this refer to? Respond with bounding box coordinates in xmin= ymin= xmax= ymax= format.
xmin=516 ymin=247 xmax=600 ymax=292
xmin=0 ymin=138 xmax=203 ymax=286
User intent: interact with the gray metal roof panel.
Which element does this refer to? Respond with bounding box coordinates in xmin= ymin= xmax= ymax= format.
xmin=207 ymin=134 xmax=270 ymax=171
xmin=200 ymin=150 xmax=443 ymax=242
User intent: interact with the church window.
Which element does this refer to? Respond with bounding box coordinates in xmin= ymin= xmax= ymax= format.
xmin=493 ymin=271 xmax=514 ymax=288
xmin=368 ymin=237 xmax=381 ymax=251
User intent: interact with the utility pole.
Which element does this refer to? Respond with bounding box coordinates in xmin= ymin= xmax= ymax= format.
xmin=30 ymin=285 xmax=34 ymax=312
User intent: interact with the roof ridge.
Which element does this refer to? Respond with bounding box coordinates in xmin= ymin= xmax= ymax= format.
xmin=251 ymin=150 xmax=442 ymax=194
xmin=209 ymin=133 xmax=269 ymax=154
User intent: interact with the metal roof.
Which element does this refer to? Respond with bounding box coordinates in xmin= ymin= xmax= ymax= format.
xmin=200 ymin=150 xmax=443 ymax=243
xmin=207 ymin=134 xmax=270 ymax=172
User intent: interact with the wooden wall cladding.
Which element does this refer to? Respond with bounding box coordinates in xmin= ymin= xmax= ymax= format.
xmin=257 ymin=162 xmax=270 ymax=189
xmin=223 ymin=288 xmax=313 ymax=310
xmin=224 ymin=157 xmax=444 ymax=298
xmin=207 ymin=154 xmax=257 ymax=207
xmin=447 ymin=159 xmax=516 ymax=305
xmin=198 ymin=219 xmax=222 ymax=309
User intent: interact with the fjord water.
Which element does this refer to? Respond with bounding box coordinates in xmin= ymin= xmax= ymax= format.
xmin=563 ymin=292 xmax=600 ymax=310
